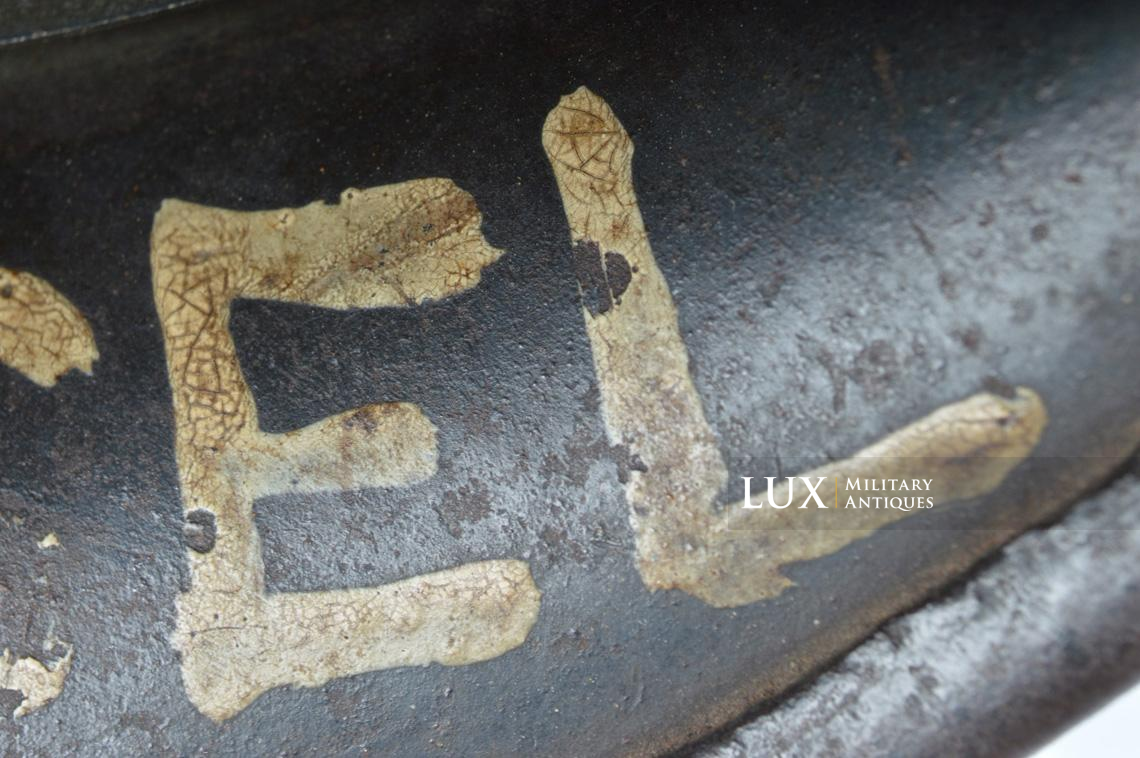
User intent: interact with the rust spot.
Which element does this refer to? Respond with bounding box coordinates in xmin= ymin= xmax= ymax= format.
xmin=434 ymin=480 xmax=493 ymax=539
xmin=956 ymin=325 xmax=984 ymax=353
xmin=343 ymin=407 xmax=379 ymax=434
xmin=850 ymin=339 xmax=899 ymax=399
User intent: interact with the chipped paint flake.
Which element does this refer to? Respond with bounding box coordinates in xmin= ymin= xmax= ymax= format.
xmin=37 ymin=532 xmax=59 ymax=549
xmin=0 ymin=268 xmax=97 ymax=387
xmin=151 ymin=180 xmax=540 ymax=721
xmin=0 ymin=645 xmax=72 ymax=718
xmin=543 ymin=86 xmax=1047 ymax=607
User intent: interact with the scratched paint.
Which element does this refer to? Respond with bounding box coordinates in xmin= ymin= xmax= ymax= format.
xmin=0 ymin=645 xmax=72 ymax=718
xmin=0 ymin=268 xmax=97 ymax=387
xmin=150 ymin=181 xmax=540 ymax=721
xmin=543 ymin=87 xmax=1048 ymax=608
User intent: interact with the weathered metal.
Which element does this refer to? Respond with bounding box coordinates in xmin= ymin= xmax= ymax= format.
xmin=1 ymin=0 xmax=1137 ymax=754
xmin=697 ymin=467 xmax=1140 ymax=757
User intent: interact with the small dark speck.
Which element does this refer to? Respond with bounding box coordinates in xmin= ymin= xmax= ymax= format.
xmin=0 ymin=285 xmax=12 ymax=298
xmin=1011 ymin=298 xmax=1036 ymax=324
xmin=938 ymin=271 xmax=958 ymax=300
xmin=955 ymin=326 xmax=983 ymax=353
xmin=1031 ymin=223 xmax=1050 ymax=243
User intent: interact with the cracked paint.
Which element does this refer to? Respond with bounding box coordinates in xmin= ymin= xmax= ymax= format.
xmin=0 ymin=268 xmax=97 ymax=387
xmin=150 ymin=180 xmax=540 ymax=722
xmin=543 ymin=86 xmax=1047 ymax=607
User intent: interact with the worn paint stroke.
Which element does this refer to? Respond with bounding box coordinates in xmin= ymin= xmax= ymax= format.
xmin=0 ymin=268 xmax=97 ymax=387
xmin=0 ymin=645 xmax=72 ymax=718
xmin=151 ymin=181 xmax=540 ymax=722
xmin=543 ymin=87 xmax=1048 ymax=608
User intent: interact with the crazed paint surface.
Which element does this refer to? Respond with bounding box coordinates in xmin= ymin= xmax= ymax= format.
xmin=0 ymin=268 xmax=97 ymax=387
xmin=543 ymin=87 xmax=1048 ymax=607
xmin=150 ymin=180 xmax=540 ymax=722
xmin=0 ymin=645 xmax=72 ymax=718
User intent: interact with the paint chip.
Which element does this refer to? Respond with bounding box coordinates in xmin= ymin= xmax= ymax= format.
xmin=0 ymin=268 xmax=97 ymax=387
xmin=0 ymin=644 xmax=72 ymax=718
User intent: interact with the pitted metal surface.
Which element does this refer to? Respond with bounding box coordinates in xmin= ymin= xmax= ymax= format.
xmin=0 ymin=0 xmax=1138 ymax=754
xmin=696 ymin=467 xmax=1140 ymax=758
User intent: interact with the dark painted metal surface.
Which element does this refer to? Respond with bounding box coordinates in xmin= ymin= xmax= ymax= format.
xmin=697 ymin=463 xmax=1140 ymax=758
xmin=1 ymin=0 xmax=1138 ymax=754
xmin=0 ymin=0 xmax=211 ymax=46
